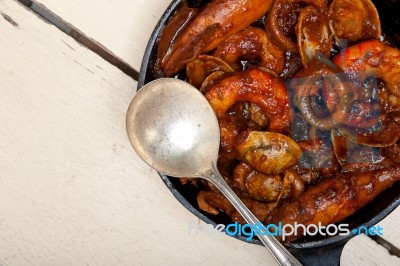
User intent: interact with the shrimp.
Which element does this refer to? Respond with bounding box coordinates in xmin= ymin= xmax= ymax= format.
xmin=267 ymin=165 xmax=400 ymax=242
xmin=159 ymin=0 xmax=274 ymax=76
xmin=213 ymin=27 xmax=285 ymax=74
xmin=205 ymin=68 xmax=290 ymax=132
xmin=333 ymin=40 xmax=400 ymax=97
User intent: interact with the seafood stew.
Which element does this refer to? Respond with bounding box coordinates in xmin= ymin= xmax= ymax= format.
xmin=139 ymin=0 xmax=400 ymax=247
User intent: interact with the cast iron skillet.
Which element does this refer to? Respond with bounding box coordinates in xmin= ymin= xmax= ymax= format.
xmin=137 ymin=0 xmax=400 ymax=265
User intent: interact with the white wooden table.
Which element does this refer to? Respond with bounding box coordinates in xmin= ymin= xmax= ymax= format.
xmin=0 ymin=0 xmax=399 ymax=265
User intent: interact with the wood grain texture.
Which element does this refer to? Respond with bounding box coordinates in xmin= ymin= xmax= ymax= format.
xmin=0 ymin=0 xmax=399 ymax=265
xmin=34 ymin=0 xmax=172 ymax=71
xmin=0 ymin=0 xmax=275 ymax=265
xmin=341 ymin=234 xmax=400 ymax=266
xmin=377 ymin=208 xmax=400 ymax=248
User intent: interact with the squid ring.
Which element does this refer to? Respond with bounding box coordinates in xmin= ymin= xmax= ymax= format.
xmin=292 ymin=65 xmax=342 ymax=130
xmin=265 ymin=0 xmax=327 ymax=52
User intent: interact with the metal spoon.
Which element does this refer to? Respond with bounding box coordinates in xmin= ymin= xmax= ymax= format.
xmin=126 ymin=78 xmax=302 ymax=266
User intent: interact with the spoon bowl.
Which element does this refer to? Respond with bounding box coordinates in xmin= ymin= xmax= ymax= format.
xmin=126 ymin=78 xmax=302 ymax=266
xmin=126 ymin=78 xmax=219 ymax=177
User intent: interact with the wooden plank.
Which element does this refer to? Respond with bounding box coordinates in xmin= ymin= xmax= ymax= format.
xmin=0 ymin=1 xmax=398 ymax=265
xmin=341 ymin=234 xmax=400 ymax=266
xmin=34 ymin=0 xmax=172 ymax=72
xmin=377 ymin=207 xmax=400 ymax=248
xmin=0 ymin=0 xmax=277 ymax=265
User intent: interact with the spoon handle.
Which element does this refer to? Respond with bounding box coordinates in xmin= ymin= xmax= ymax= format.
xmin=205 ymin=164 xmax=302 ymax=266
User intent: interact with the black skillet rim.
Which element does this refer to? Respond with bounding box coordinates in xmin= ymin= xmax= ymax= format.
xmin=137 ymin=0 xmax=400 ymax=250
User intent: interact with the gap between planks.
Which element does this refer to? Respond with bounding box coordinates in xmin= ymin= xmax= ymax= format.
xmin=7 ymin=0 xmax=400 ymax=261
xmin=16 ymin=0 xmax=139 ymax=80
